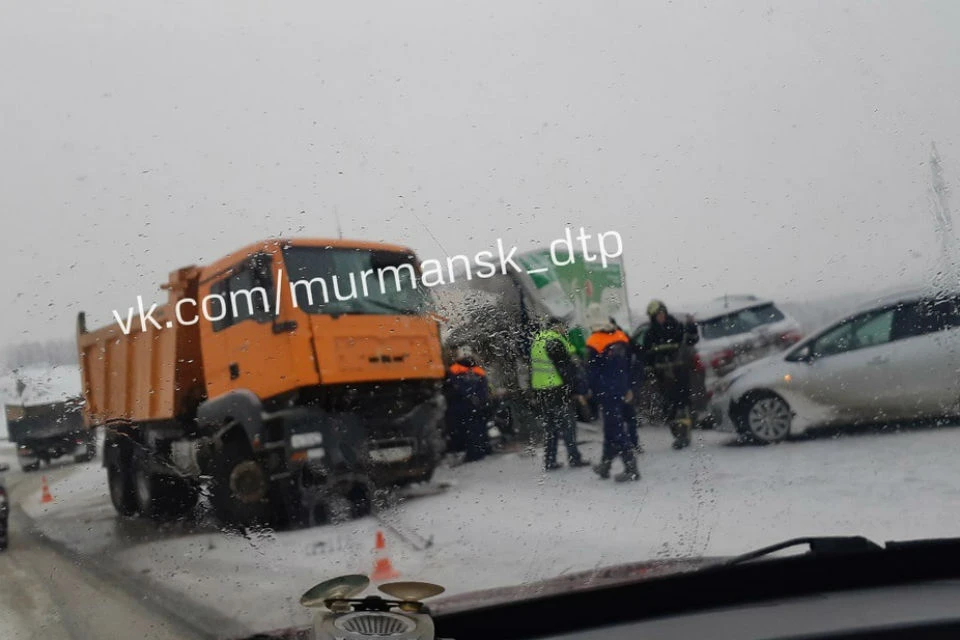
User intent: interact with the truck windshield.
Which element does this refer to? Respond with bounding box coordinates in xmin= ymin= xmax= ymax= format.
xmin=282 ymin=246 xmax=433 ymax=316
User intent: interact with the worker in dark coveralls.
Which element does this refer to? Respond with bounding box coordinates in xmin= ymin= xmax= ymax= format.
xmin=584 ymin=304 xmax=640 ymax=482
xmin=444 ymin=345 xmax=490 ymax=463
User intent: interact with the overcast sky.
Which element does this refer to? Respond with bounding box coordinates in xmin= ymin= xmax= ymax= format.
xmin=2 ymin=0 xmax=959 ymax=345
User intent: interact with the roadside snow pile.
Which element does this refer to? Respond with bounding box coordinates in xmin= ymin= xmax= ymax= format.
xmin=0 ymin=364 xmax=82 ymax=439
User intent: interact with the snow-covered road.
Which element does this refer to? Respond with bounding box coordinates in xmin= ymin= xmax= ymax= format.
xmin=10 ymin=422 xmax=960 ymax=637
xmin=0 ymin=443 xmax=208 ymax=640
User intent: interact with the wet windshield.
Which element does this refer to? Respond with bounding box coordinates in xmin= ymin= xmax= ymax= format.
xmin=282 ymin=246 xmax=432 ymax=316
xmin=2 ymin=2 xmax=960 ymax=639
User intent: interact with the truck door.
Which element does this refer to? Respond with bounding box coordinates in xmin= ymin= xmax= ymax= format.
xmin=210 ymin=253 xmax=309 ymax=401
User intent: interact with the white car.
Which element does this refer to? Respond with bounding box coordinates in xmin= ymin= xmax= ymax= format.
xmin=690 ymin=295 xmax=804 ymax=393
xmin=710 ymin=288 xmax=960 ymax=443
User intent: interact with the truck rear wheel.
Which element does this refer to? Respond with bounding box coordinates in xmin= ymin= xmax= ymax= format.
xmin=211 ymin=442 xmax=271 ymax=527
xmin=133 ymin=459 xmax=159 ymax=518
xmin=108 ymin=462 xmax=138 ymax=517
xmin=133 ymin=454 xmax=198 ymax=521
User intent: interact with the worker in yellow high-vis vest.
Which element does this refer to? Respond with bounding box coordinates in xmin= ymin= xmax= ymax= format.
xmin=530 ymin=316 xmax=591 ymax=471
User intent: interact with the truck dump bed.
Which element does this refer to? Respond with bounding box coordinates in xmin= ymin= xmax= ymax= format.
xmin=76 ymin=267 xmax=206 ymax=428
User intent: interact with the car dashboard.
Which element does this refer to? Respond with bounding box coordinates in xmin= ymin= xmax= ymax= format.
xmin=537 ymin=579 xmax=960 ymax=640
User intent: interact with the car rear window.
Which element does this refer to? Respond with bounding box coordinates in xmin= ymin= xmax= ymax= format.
xmin=700 ymin=303 xmax=786 ymax=340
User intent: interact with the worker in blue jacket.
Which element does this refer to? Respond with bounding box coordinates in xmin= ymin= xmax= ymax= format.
xmin=584 ymin=305 xmax=640 ymax=482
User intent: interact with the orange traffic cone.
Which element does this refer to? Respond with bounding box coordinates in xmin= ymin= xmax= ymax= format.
xmin=371 ymin=530 xmax=399 ymax=581
xmin=41 ymin=476 xmax=54 ymax=504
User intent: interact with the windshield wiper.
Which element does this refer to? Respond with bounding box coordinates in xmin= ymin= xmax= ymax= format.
xmin=360 ymin=297 xmax=414 ymax=314
xmin=723 ymin=536 xmax=883 ymax=566
xmin=324 ymin=301 xmax=418 ymax=319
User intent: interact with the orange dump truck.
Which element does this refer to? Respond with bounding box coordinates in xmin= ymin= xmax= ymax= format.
xmin=77 ymin=238 xmax=447 ymax=526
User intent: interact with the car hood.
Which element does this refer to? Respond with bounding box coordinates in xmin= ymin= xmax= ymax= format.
xmin=723 ymin=352 xmax=789 ymax=387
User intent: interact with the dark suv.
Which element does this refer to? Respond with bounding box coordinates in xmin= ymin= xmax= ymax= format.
xmin=0 ymin=462 xmax=9 ymax=551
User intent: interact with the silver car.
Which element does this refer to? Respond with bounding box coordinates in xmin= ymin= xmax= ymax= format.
xmin=710 ymin=288 xmax=960 ymax=443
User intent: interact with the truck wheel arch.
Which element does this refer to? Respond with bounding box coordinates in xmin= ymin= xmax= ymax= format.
xmin=197 ymin=389 xmax=264 ymax=447
xmin=103 ymin=423 xmax=136 ymax=469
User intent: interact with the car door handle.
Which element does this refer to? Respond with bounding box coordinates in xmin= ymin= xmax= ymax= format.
xmin=868 ymin=356 xmax=889 ymax=366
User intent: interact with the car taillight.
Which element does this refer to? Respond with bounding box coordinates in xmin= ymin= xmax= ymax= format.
xmin=779 ymin=331 xmax=803 ymax=345
xmin=0 ymin=489 xmax=6 ymax=505
xmin=693 ymin=353 xmax=705 ymax=373
xmin=709 ymin=349 xmax=736 ymax=371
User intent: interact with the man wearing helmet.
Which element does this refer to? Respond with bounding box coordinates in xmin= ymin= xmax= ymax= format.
xmin=640 ymin=300 xmax=700 ymax=449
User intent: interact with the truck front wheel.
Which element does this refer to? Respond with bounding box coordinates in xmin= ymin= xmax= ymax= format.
xmin=211 ymin=443 xmax=271 ymax=527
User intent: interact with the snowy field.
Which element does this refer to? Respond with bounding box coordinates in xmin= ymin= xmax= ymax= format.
xmin=17 ymin=421 xmax=960 ymax=636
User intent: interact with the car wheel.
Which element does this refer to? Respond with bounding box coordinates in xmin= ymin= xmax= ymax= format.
xmin=742 ymin=392 xmax=792 ymax=444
